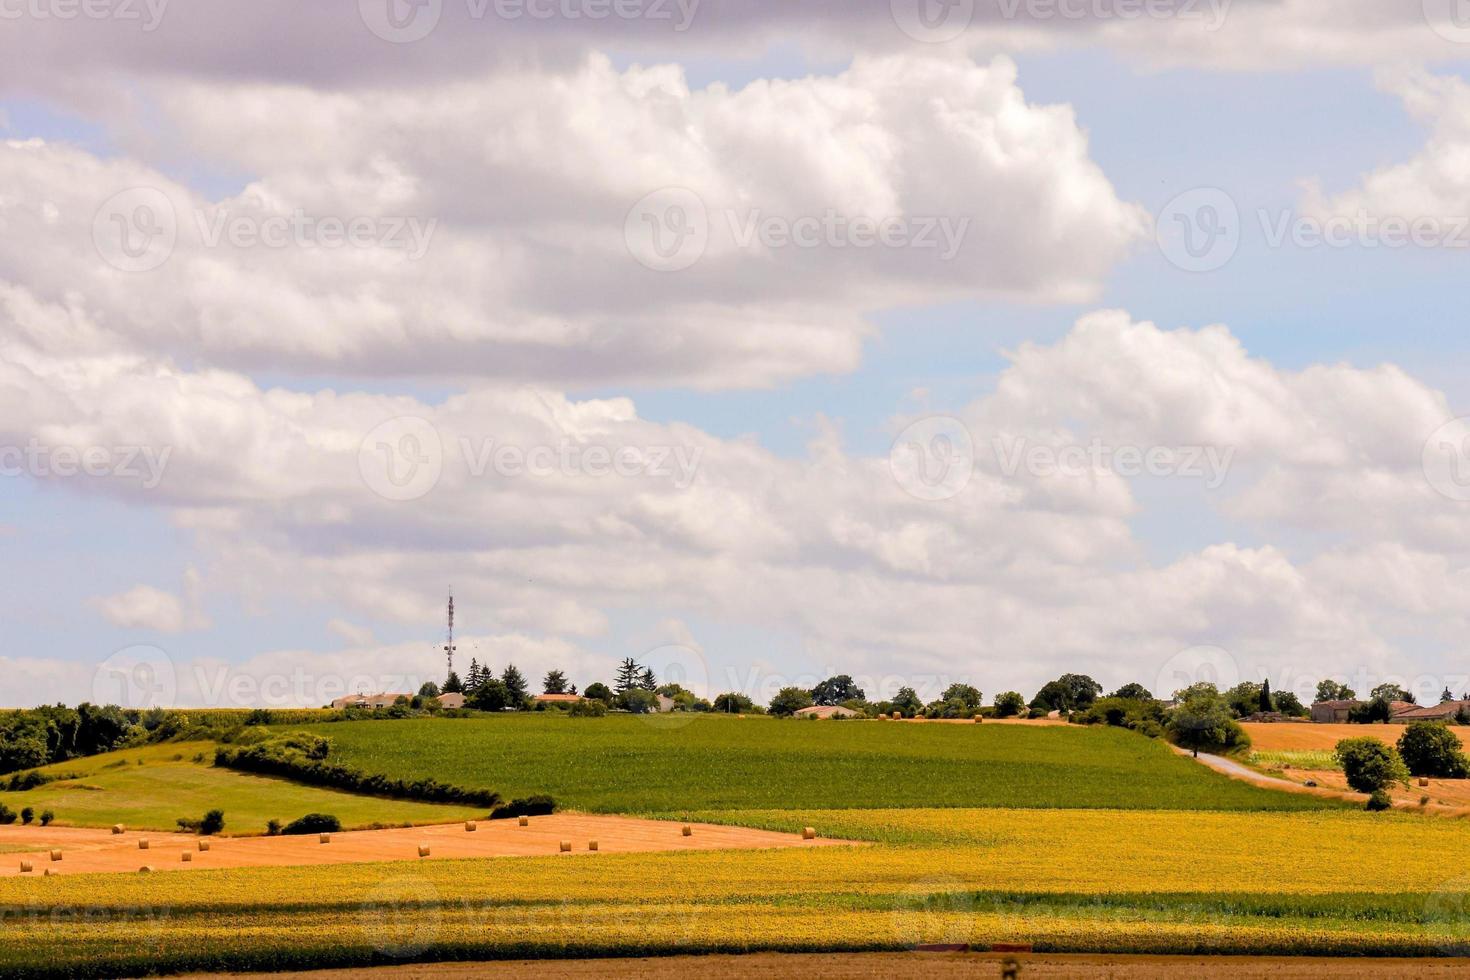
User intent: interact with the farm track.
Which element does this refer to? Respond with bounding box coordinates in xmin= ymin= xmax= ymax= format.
xmin=174 ymin=950 xmax=1470 ymax=979
xmin=0 ymin=814 xmax=848 ymax=876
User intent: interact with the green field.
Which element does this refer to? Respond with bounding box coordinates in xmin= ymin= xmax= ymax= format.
xmin=296 ymin=714 xmax=1337 ymax=812
xmin=0 ymin=742 xmax=486 ymax=833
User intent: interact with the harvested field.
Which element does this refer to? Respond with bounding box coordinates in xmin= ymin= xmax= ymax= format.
xmin=0 ymin=814 xmax=844 ymax=876
xmin=171 ymin=951 xmax=1470 ymax=980
xmin=1240 ymin=722 xmax=1460 ymax=752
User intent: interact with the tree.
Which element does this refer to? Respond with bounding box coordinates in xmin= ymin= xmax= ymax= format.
xmin=1349 ymin=697 xmax=1394 ymax=724
xmin=1369 ymin=683 xmax=1414 ymax=705
xmin=442 ymin=671 xmax=464 ymax=694
xmin=768 ymin=687 xmax=814 ymax=717
xmin=463 ymin=658 xmax=483 ymax=693
xmin=1397 ymin=722 xmax=1470 ymax=778
xmin=200 ymin=809 xmax=225 ymax=835
xmin=890 ymin=686 xmax=923 ymax=718
xmin=1032 ymin=674 xmax=1102 ymax=714
xmin=466 ymin=678 xmax=513 ymax=711
xmin=1335 ymin=737 xmax=1409 ymax=795
xmin=583 ymin=682 xmax=614 ymax=705
xmin=618 ymin=688 xmax=658 ymax=714
xmin=940 ymin=684 xmax=982 ymax=710
xmin=1258 ymin=678 xmax=1273 ymax=714
xmin=501 ymin=665 xmax=528 ymax=707
xmin=542 ymin=670 xmax=569 ymax=695
xmin=993 ymin=691 xmax=1026 ymax=717
xmin=1443 ymin=687 xmax=1456 ymax=704
xmin=1315 ymin=679 xmax=1355 ymax=702
xmin=1274 ymin=691 xmax=1308 ymax=717
xmin=812 ymin=675 xmax=865 ymax=706
xmin=417 ymin=681 xmax=441 ymax=698
xmin=712 ymin=692 xmax=757 ymax=714
xmin=638 ymin=667 xmax=658 ymax=692
xmin=1111 ymin=683 xmax=1153 ymax=701
xmin=1222 ymin=681 xmax=1264 ymax=719
xmin=614 ymin=658 xmax=641 ymax=695
xmin=1166 ymin=684 xmax=1248 ymax=757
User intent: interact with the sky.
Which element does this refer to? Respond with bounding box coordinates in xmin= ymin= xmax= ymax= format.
xmin=6 ymin=1 xmax=1470 ymax=710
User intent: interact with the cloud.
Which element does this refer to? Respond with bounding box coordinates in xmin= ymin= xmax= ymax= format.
xmin=326 ymin=618 xmax=376 ymax=646
xmin=90 ymin=583 xmax=209 ymax=634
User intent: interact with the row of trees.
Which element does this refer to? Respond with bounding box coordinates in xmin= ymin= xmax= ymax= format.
xmin=1335 ymin=723 xmax=1470 ymax=810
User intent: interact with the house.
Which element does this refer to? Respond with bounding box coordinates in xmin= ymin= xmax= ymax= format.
xmin=795 ymin=705 xmax=860 ymax=719
xmin=533 ymin=693 xmax=583 ymax=706
xmin=437 ymin=693 xmax=465 ymax=709
xmin=1393 ymin=700 xmax=1470 ymax=723
xmin=330 ymin=692 xmax=410 ymax=710
xmin=657 ymin=694 xmax=676 ymax=713
xmin=1310 ymin=699 xmax=1418 ymax=723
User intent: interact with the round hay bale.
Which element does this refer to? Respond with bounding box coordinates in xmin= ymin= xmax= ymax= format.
xmin=1420 ymin=777 xmax=1430 ymax=787
xmin=181 ymin=852 xmax=192 ymax=863
xmin=111 ymin=824 xmax=125 ymax=835
xmin=138 ymin=839 xmax=150 ymax=850
xmin=465 ymin=821 xmax=477 ymax=832
xmin=588 ymin=840 xmax=599 ymax=851
xmin=681 ymin=824 xmax=693 ymax=837
xmin=418 ymin=844 xmax=431 ymax=858
xmin=558 ymin=840 xmax=572 ymax=853
xmin=802 ymin=826 xmax=817 ymax=840
xmin=198 ymin=840 xmax=211 ymax=852
xmin=19 ymin=861 xmax=33 ymax=873
xmin=48 ymin=850 xmax=62 ymax=862
xmin=43 ymin=868 xmax=56 ymax=877
xmin=973 ymin=714 xmax=983 ymax=722
xmin=138 ymin=866 xmax=153 ymax=874
xmin=518 ymin=816 xmax=529 ymax=827
xmin=319 ymin=833 xmax=331 ymax=844
xmin=737 ymin=714 xmax=746 ymax=719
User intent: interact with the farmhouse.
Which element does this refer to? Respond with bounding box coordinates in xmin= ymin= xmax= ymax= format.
xmin=437 ymin=693 xmax=466 ymax=709
xmin=1393 ymin=700 xmax=1470 ymax=723
xmin=534 ymin=693 xmax=583 ymax=706
xmin=1309 ymin=699 xmax=1417 ymax=723
xmin=795 ymin=705 xmax=860 ymax=719
xmin=330 ymin=692 xmax=410 ymax=710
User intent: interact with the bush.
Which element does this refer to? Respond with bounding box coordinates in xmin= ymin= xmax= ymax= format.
xmin=0 ymin=804 xmax=15 ymax=825
xmin=490 ymin=795 xmax=557 ymax=820
xmin=281 ymin=813 xmax=341 ymax=836
xmin=1335 ymin=737 xmax=1410 ymax=794
xmin=266 ymin=819 xmax=282 ymax=836
xmin=20 ymin=807 xmax=33 ymax=825
xmin=768 ymin=686 xmax=814 ymax=717
xmin=993 ymin=692 xmax=1026 ymax=718
xmin=1366 ymin=789 xmax=1393 ymax=811
xmin=200 ymin=809 xmax=225 ymax=835
xmin=1396 ymin=722 xmax=1470 ymax=778
xmin=39 ymin=809 xmax=53 ymax=826
xmin=617 ymin=688 xmax=659 ymax=714
xmin=567 ymin=698 xmax=607 ymax=717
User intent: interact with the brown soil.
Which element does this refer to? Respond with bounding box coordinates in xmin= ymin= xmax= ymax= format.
xmin=1241 ymin=722 xmax=1464 ymax=752
xmin=174 ymin=951 xmax=1470 ymax=979
xmin=0 ymin=814 xmax=847 ymax=877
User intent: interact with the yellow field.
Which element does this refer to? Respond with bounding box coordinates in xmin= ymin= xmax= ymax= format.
xmin=5 ymin=808 xmax=1470 ymax=976
xmin=1240 ymin=723 xmax=1463 ymax=752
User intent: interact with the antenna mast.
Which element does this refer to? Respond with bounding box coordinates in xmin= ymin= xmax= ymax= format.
xmin=444 ymin=588 xmax=456 ymax=681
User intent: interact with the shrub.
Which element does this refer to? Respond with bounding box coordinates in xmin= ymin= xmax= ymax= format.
xmin=266 ymin=819 xmax=282 ymax=836
xmin=20 ymin=807 xmax=33 ymax=825
xmin=0 ymin=804 xmax=15 ymax=825
xmin=617 ymin=688 xmax=659 ymax=714
xmin=1366 ymin=789 xmax=1393 ymax=811
xmin=567 ymin=698 xmax=607 ymax=718
xmin=1166 ymin=685 xmax=1249 ymax=756
xmin=1335 ymin=737 xmax=1410 ymax=794
xmin=281 ymin=813 xmax=341 ymax=836
xmin=993 ymin=692 xmax=1026 ymax=718
xmin=490 ymin=795 xmax=557 ymax=820
xmin=39 ymin=809 xmax=53 ymax=826
xmin=1396 ymin=722 xmax=1470 ymax=778
xmin=768 ymin=687 xmax=814 ymax=717
xmin=200 ymin=809 xmax=225 ymax=835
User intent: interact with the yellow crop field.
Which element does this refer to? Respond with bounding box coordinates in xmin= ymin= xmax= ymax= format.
xmin=5 ymin=808 xmax=1470 ymax=977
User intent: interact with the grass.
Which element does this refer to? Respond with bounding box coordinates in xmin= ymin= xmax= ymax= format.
xmin=0 ymin=742 xmax=487 ymax=833
xmin=295 ymin=714 xmax=1340 ymax=812
xmin=1250 ymin=749 xmax=1341 ymax=771
xmin=1 ymin=807 xmax=1464 ymax=978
